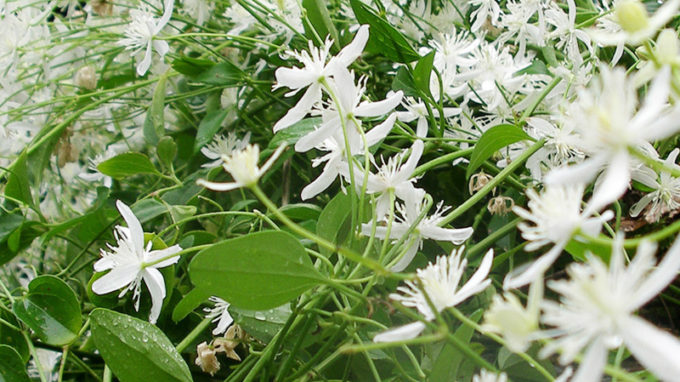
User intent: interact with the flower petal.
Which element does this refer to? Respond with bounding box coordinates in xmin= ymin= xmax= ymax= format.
xmin=571 ymin=339 xmax=606 ymax=382
xmin=116 ymin=200 xmax=145 ymax=257
xmin=621 ymin=315 xmax=680 ymax=381
xmin=143 ymin=267 xmax=167 ymax=324
xmin=92 ymin=262 xmax=140 ymax=295
xmin=373 ymin=321 xmax=426 ymax=343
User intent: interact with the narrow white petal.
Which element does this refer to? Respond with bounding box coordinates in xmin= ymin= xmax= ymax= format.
xmin=332 ymin=25 xmax=370 ymax=68
xmin=146 ymin=245 xmax=182 ymax=268
xmin=389 ymin=240 xmax=420 ymax=272
xmin=137 ymin=41 xmax=153 ymax=76
xmin=622 ymin=316 xmax=680 ymax=381
xmin=418 ymin=225 xmax=473 ymax=243
xmin=273 ymin=84 xmax=321 ymax=132
xmin=633 ymin=234 xmax=680 ymax=308
xmin=92 ymin=263 xmax=140 ymax=295
xmin=365 ymin=114 xmax=397 ymax=146
xmin=545 ymin=156 xmax=604 ymax=186
xmin=355 ymin=90 xmax=403 ymax=118
xmin=504 ymin=243 xmax=564 ymax=289
xmin=571 ymin=340 xmax=606 ymax=382
xmin=156 ymin=0 xmax=174 ymax=32
xmin=116 ymin=200 xmax=145 ymax=257
xmin=143 ymin=267 xmax=167 ymax=324
xmin=301 ymin=166 xmax=338 ymax=200
xmin=454 ymin=249 xmax=494 ymax=303
xmin=274 ymin=67 xmax=316 ymax=91
xmin=196 ymin=179 xmax=242 ymax=192
xmin=586 ymin=151 xmax=630 ymax=213
xmin=373 ymin=321 xmax=426 ymax=343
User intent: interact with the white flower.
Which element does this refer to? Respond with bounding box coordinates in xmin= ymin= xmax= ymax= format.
xmin=505 ymin=185 xmax=613 ymax=289
xmin=200 ymin=132 xmax=251 ymax=168
xmin=546 ymin=66 xmax=680 ymax=212
xmin=470 ymin=0 xmax=502 ymax=32
xmin=540 ymin=235 xmax=680 ymax=381
xmin=545 ymin=0 xmax=592 ymax=64
xmin=395 ymin=96 xmax=461 ymax=137
xmin=92 ymin=200 xmax=182 ymax=324
xmin=362 ymin=197 xmax=474 ymax=272
xmin=373 ymin=247 xmax=493 ymax=343
xmin=197 ymin=144 xmax=285 ymax=191
xmin=273 ymin=25 xmax=370 ymax=131
xmin=118 ymin=0 xmax=174 ymax=76
xmin=180 ymin=0 xmax=213 ymax=26
xmin=473 ymin=370 xmax=508 ymax=382
xmin=630 ymin=148 xmax=680 ymax=221
xmin=352 ymin=140 xmax=424 ymax=219
xmin=589 ymin=0 xmax=680 ymax=47
xmin=204 ymin=296 xmax=234 ymax=335
xmin=483 ymin=280 xmax=542 ymax=352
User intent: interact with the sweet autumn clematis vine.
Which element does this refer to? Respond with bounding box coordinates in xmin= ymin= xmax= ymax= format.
xmin=92 ymin=200 xmax=182 ymax=324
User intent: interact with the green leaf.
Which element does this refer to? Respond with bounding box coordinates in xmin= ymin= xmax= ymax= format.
xmin=350 ymin=0 xmax=420 ymax=63
xmin=228 ymin=304 xmax=292 ymax=343
xmin=4 ymin=150 xmax=34 ymax=209
xmin=171 ymin=56 xmax=215 ymax=76
xmin=193 ymin=61 xmax=244 ymax=86
xmin=0 ymin=311 xmax=29 ymax=362
xmin=0 ymin=221 xmax=45 ymax=265
xmin=316 ymin=192 xmax=352 ymax=256
xmin=430 ymin=309 xmax=483 ymax=380
xmin=172 ymin=288 xmax=210 ymax=323
xmin=97 ymin=153 xmax=160 ymax=179
xmin=466 ymin=124 xmax=532 ymax=178
xmin=391 ymin=66 xmax=419 ymax=98
xmin=302 ymin=0 xmax=339 ymax=45
xmin=280 ymin=203 xmax=322 ymax=221
xmin=13 ymin=276 xmax=82 ymax=346
xmin=143 ymin=75 xmax=167 ymax=145
xmin=413 ymin=51 xmax=435 ymax=98
xmin=565 ymin=237 xmax=612 ymax=262
xmin=90 ymin=309 xmax=192 ymax=382
xmin=157 ymin=136 xmax=177 ymax=168
xmin=0 ymin=215 xmax=24 ymax=243
xmin=193 ymin=109 xmax=229 ymax=153
xmin=130 ymin=199 xmax=167 ymax=223
xmin=268 ymin=118 xmax=321 ymax=149
xmin=189 ymin=231 xmax=325 ymax=310
xmin=0 ymin=345 xmax=30 ymax=382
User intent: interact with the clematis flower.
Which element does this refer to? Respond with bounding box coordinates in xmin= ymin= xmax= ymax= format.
xmin=545 ymin=66 xmax=680 ymax=213
xmin=373 ymin=247 xmax=493 ymax=342
xmin=92 ymin=200 xmax=182 ymax=324
xmin=200 ymin=132 xmax=251 ymax=169
xmin=505 ymin=185 xmax=613 ymax=289
xmin=197 ymin=144 xmax=285 ymax=191
xmin=350 ymin=140 xmax=424 ymax=219
xmin=362 ymin=196 xmax=474 ymax=272
xmin=630 ymin=148 xmax=680 ymax=222
xmin=273 ymin=25 xmax=370 ymax=131
xmin=540 ymin=235 xmax=680 ymax=381
xmin=589 ymin=0 xmax=680 ymax=47
xmin=118 ymin=0 xmax=174 ymax=76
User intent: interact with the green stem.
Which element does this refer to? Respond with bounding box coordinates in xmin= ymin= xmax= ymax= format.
xmin=630 ymin=147 xmax=680 ymax=178
xmin=412 ymin=148 xmax=474 ymax=177
xmin=520 ymin=77 xmax=563 ymax=123
xmin=439 ymin=140 xmax=545 ymax=226
xmin=467 ymin=217 xmax=521 ymax=257
xmin=176 ymin=317 xmax=211 ymax=353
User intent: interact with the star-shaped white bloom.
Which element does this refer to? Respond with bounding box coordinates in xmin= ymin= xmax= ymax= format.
xmin=118 ymin=0 xmax=174 ymax=76
xmin=505 ymin=185 xmax=613 ymax=289
xmin=546 ymin=66 xmax=680 ymax=213
xmin=373 ymin=247 xmax=493 ymax=342
xmin=362 ymin=196 xmax=474 ymax=272
xmin=589 ymin=0 xmax=680 ymax=47
xmin=630 ymin=148 xmax=680 ymax=221
xmin=197 ymin=144 xmax=285 ymax=191
xmin=540 ymin=235 xmax=680 ymax=381
xmin=200 ymin=132 xmax=251 ymax=169
xmin=273 ymin=25 xmax=370 ymax=131
xmin=92 ymin=200 xmax=182 ymax=324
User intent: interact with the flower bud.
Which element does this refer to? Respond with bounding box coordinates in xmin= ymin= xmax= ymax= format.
xmin=655 ymin=29 xmax=680 ymax=65
xmin=75 ymin=66 xmax=97 ymax=90
xmin=615 ymin=0 xmax=650 ymax=34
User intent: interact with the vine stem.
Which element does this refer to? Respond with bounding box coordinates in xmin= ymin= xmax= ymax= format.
xmin=439 ymin=140 xmax=545 ymax=226
xmin=175 ymin=317 xmax=211 ymax=353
